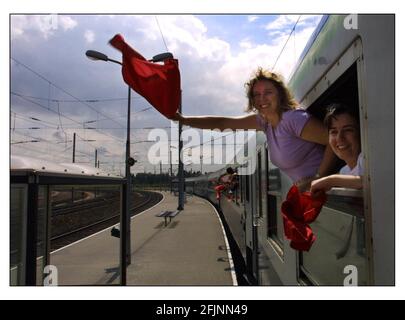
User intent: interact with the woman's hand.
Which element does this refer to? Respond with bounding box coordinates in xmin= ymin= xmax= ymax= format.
xmin=169 ymin=111 xmax=184 ymax=122
xmin=310 ymin=176 xmax=333 ymax=195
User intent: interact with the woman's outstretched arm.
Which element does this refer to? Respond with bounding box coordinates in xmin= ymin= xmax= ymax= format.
xmin=172 ymin=113 xmax=263 ymax=131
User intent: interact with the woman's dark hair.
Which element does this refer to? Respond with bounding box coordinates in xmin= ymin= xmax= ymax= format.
xmin=324 ymin=103 xmax=360 ymax=129
xmin=245 ymin=67 xmax=298 ymax=115
xmin=226 ymin=167 xmax=235 ymax=174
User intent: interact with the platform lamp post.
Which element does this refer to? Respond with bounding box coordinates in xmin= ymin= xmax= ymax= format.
xmin=85 ymin=49 xmax=173 ymax=285
xmin=177 ymin=92 xmax=185 ymax=210
xmin=169 ymin=145 xmax=176 ymax=194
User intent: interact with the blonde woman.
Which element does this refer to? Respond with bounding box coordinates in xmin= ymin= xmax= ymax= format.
xmin=172 ymin=68 xmax=337 ymax=190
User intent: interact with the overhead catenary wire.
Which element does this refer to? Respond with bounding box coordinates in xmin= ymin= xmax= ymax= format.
xmin=271 ymin=15 xmax=301 ymax=71
xmin=9 ymin=92 xmax=144 ymax=103
xmin=12 ymin=112 xmax=59 ymax=128
xmin=11 ymin=57 xmax=130 ymax=131
xmin=155 ymin=16 xmax=169 ymax=52
xmin=12 ymin=92 xmax=125 ymax=143
xmin=11 ymin=90 xmax=155 ymax=123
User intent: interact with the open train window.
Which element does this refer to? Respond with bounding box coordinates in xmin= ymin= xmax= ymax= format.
xmin=297 ymin=40 xmax=368 ymax=285
xmin=307 ymin=62 xmax=359 ymax=122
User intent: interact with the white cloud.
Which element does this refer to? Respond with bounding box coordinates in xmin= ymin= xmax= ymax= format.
xmin=10 ymin=15 xmax=78 ymax=40
xmin=239 ymin=38 xmax=253 ymax=49
xmin=84 ymin=30 xmax=95 ymax=43
xmin=58 ymin=16 xmax=78 ymax=31
xmin=127 ymin=16 xmax=230 ymax=62
xmin=265 ymin=15 xmax=300 ymax=31
xmin=248 ymin=16 xmax=259 ymax=23
xmin=265 ymin=15 xmax=322 ymax=38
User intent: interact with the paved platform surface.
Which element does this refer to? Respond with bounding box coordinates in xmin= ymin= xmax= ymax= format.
xmin=51 ymin=191 xmax=236 ymax=286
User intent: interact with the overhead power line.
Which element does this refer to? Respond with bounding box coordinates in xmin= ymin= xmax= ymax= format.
xmin=271 ymin=15 xmax=301 ymax=71
xmin=11 ymin=57 xmax=128 ymax=130
xmin=10 ymin=92 xmax=143 ymax=103
xmin=155 ymin=16 xmax=169 ymax=52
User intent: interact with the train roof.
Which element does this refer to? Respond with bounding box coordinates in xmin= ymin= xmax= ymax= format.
xmin=10 ymin=155 xmax=122 ymax=178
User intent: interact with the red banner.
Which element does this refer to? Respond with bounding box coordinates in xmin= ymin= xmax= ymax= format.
xmin=110 ymin=34 xmax=180 ymax=119
xmin=282 ymin=185 xmax=327 ymax=251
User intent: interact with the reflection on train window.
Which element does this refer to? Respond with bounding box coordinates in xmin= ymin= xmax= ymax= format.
xmin=229 ymin=171 xmax=240 ymax=204
xmin=257 ymin=151 xmax=262 ymax=217
xmin=267 ymin=166 xmax=284 ymax=248
xmin=300 ymin=194 xmax=366 ymax=285
xmin=260 ymin=148 xmax=268 ymax=219
xmin=238 ymin=175 xmax=243 ymax=204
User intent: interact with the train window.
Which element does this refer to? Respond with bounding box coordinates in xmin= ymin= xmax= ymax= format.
xmin=245 ymin=174 xmax=250 ymax=203
xmin=232 ymin=174 xmax=240 ymax=205
xmin=298 ymin=41 xmax=368 ymax=285
xmin=257 ymin=151 xmax=262 ymax=217
xmin=267 ymin=165 xmax=284 ymax=249
xmin=239 ymin=175 xmax=244 ymax=204
xmin=260 ymin=149 xmax=268 ymax=219
xmin=306 ymin=62 xmax=359 ymax=124
xmin=300 ymin=195 xmax=366 ymax=285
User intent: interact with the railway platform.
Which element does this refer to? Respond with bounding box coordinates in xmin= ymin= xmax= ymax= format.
xmin=50 ymin=191 xmax=236 ymax=286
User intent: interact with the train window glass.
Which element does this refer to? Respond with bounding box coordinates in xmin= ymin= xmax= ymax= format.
xmin=49 ymin=184 xmax=121 ymax=285
xmin=300 ymin=196 xmax=367 ymax=285
xmin=239 ymin=175 xmax=244 ymax=204
xmin=257 ymin=151 xmax=262 ymax=217
xmin=232 ymin=174 xmax=240 ymax=205
xmin=261 ymin=149 xmax=268 ymax=219
xmin=10 ymin=184 xmax=27 ymax=285
xmin=267 ymin=165 xmax=284 ymax=248
xmin=245 ymin=175 xmax=250 ymax=203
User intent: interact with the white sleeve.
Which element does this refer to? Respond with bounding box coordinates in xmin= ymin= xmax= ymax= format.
xmin=357 ymin=153 xmax=364 ymax=176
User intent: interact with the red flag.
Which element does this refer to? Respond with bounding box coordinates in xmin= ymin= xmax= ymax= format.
xmin=109 ymin=34 xmax=180 ymax=119
xmin=281 ymin=185 xmax=327 ymax=251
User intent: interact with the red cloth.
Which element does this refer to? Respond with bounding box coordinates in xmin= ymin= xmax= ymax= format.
xmin=109 ymin=34 xmax=181 ymax=119
xmin=281 ymin=185 xmax=327 ymax=251
xmin=214 ymin=184 xmax=226 ymax=200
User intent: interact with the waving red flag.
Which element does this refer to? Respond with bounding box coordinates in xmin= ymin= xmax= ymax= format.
xmin=109 ymin=34 xmax=180 ymax=119
xmin=281 ymin=185 xmax=327 ymax=251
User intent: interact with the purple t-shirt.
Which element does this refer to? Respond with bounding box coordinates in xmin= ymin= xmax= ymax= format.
xmin=256 ymin=109 xmax=325 ymax=183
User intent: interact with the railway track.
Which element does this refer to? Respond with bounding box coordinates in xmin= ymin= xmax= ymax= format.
xmin=50 ymin=190 xmax=163 ymax=251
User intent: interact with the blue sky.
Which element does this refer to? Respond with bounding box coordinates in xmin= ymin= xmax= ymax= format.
xmin=10 ymin=14 xmax=323 ymax=175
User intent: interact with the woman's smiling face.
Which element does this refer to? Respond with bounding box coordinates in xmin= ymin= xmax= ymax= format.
xmin=252 ymin=80 xmax=280 ymax=118
xmin=328 ymin=113 xmax=361 ymax=169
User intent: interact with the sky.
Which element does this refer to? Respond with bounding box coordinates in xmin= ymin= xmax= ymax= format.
xmin=11 ymin=14 xmax=323 ymax=175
